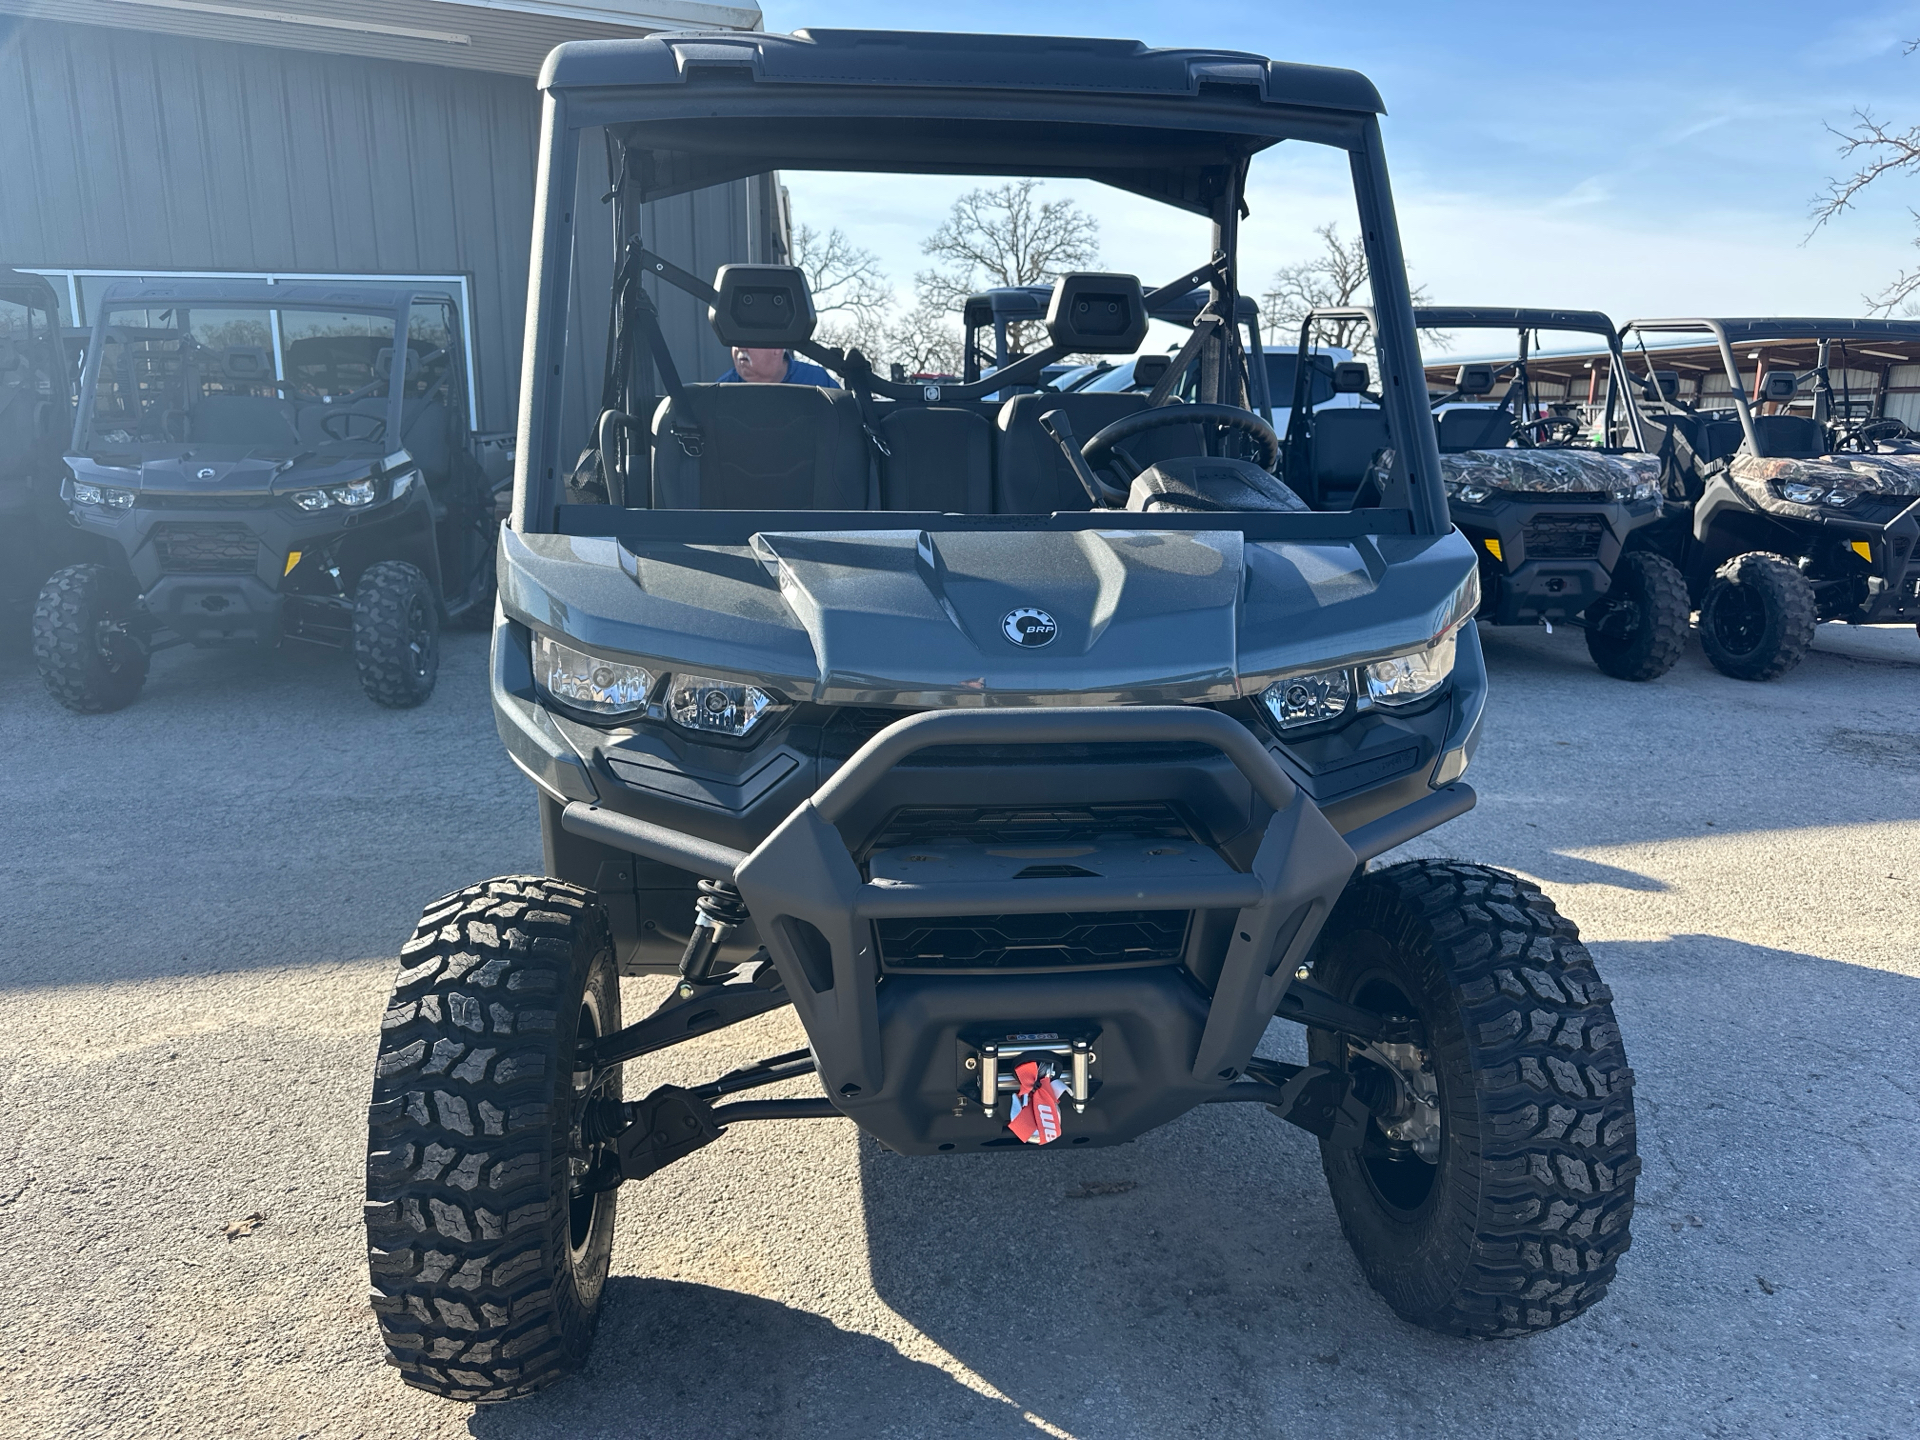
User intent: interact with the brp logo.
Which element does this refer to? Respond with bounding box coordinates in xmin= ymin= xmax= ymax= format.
xmin=1001 ymin=607 xmax=1058 ymax=648
xmin=196 ymin=467 xmax=217 ymax=480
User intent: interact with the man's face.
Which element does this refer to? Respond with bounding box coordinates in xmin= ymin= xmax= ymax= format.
xmin=732 ymin=347 xmax=789 ymax=384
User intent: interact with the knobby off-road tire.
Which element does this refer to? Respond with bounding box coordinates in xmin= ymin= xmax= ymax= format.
xmin=1583 ymin=549 xmax=1689 ymax=681
xmin=31 ymin=563 xmax=148 ymax=712
xmin=1306 ymin=860 xmax=1638 ymax=1337
xmin=1698 ymin=551 xmax=1815 ymax=682
xmin=365 ymin=877 xmax=622 ymax=1401
xmin=353 ymin=560 xmax=439 ymax=708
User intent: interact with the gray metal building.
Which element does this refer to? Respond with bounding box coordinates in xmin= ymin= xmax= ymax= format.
xmin=0 ymin=0 xmax=780 ymax=436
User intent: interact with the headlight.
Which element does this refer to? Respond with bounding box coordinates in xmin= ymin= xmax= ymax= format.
xmin=1779 ymin=481 xmax=1823 ymax=504
xmin=73 ymin=481 xmax=134 ymax=510
xmin=1455 ymin=484 xmax=1492 ymax=505
xmin=1824 ymin=487 xmax=1857 ymax=507
xmin=1365 ymin=626 xmax=1461 ymax=708
xmin=1259 ymin=667 xmax=1353 ymax=731
xmin=535 ymin=634 xmax=654 ymax=717
xmin=668 ymin=674 xmax=775 ymax=736
xmin=288 ymin=478 xmax=381 ymax=511
xmin=1610 ymin=478 xmax=1661 ymax=502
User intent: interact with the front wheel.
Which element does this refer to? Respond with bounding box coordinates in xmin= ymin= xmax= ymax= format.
xmin=31 ymin=564 xmax=149 ymax=712
xmin=365 ymin=877 xmax=622 ymax=1401
xmin=1306 ymin=860 xmax=1638 ymax=1337
xmin=353 ymin=560 xmax=439 ymax=707
xmin=1583 ymin=550 xmax=1689 ymax=681
xmin=1698 ymin=552 xmax=1815 ymax=681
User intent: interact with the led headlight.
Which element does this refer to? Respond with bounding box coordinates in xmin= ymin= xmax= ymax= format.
xmin=1259 ymin=667 xmax=1353 ymax=731
xmin=1365 ymin=625 xmax=1462 ymax=708
xmin=1610 ymin=478 xmax=1661 ymax=502
xmin=73 ymin=481 xmax=134 ymax=510
xmin=1778 ymin=481 xmax=1823 ymax=504
xmin=1824 ymin=487 xmax=1858 ymax=507
xmin=668 ymin=674 xmax=775 ymax=736
xmin=534 ymin=634 xmax=653 ymax=717
xmin=288 ymin=478 xmax=381 ymax=511
xmin=1455 ymin=484 xmax=1493 ymax=505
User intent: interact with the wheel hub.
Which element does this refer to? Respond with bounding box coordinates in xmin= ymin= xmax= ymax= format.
xmin=1352 ymin=1039 xmax=1440 ymax=1162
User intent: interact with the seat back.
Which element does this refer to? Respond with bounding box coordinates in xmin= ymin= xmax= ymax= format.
xmin=1436 ymin=407 xmax=1513 ymax=453
xmin=1750 ymin=414 xmax=1825 ymax=458
xmin=190 ymin=394 xmax=298 ymax=448
xmin=1310 ymin=408 xmax=1393 ymax=502
xmin=650 ymin=383 xmax=868 ymax=510
xmin=400 ymin=397 xmax=453 ymax=485
xmin=876 ymin=405 xmax=993 ymax=513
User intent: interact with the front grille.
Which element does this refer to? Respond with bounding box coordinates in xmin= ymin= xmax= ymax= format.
xmin=151 ymin=522 xmax=259 ymax=573
xmin=875 ymin=910 xmax=1190 ymax=972
xmin=868 ymin=803 xmax=1192 ymax=852
xmin=1522 ymin=513 xmax=1606 ymax=559
xmin=141 ymin=493 xmax=274 ymax=510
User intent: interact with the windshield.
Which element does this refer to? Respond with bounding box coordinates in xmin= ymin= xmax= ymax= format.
xmin=520 ymin=33 xmax=1450 ymax=537
xmin=81 ymin=302 xmax=400 ymax=452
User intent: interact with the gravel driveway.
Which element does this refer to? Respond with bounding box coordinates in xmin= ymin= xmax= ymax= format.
xmin=1 ymin=621 xmax=1915 ymax=1439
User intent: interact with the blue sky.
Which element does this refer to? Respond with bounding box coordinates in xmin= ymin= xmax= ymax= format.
xmin=759 ymin=0 xmax=1920 ymax=325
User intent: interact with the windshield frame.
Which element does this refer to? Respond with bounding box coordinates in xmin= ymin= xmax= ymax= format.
xmin=517 ymin=30 xmax=1448 ymax=540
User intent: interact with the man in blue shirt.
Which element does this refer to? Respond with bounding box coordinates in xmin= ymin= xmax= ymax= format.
xmin=718 ymin=346 xmax=839 ymax=387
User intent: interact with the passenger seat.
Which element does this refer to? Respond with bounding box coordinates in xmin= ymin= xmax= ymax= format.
xmin=650 ymin=384 xmax=868 ymax=509
xmin=1308 ymin=408 xmax=1393 ymax=506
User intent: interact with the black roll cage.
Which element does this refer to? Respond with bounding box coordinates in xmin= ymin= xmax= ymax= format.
xmin=515 ymin=29 xmax=1448 ymax=541
xmin=1620 ymin=317 xmax=1920 ymax=458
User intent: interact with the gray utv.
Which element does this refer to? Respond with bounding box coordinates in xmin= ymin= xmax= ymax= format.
xmin=32 ymin=281 xmax=506 ymax=711
xmin=364 ymin=29 xmax=1638 ymax=1402
xmin=1620 ymin=317 xmax=1920 ymax=680
xmin=1288 ymin=306 xmax=1689 ymax=679
xmin=0 ymin=268 xmax=102 ymax=635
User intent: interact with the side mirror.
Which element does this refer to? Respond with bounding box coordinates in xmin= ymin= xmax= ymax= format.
xmin=1331 ymin=361 xmax=1370 ymax=394
xmin=1454 ymin=363 xmax=1495 ymax=397
xmin=1759 ymin=370 xmax=1800 ymax=404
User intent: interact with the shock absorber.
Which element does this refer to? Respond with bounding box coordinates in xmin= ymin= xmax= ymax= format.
xmin=678 ymin=878 xmax=750 ymax=988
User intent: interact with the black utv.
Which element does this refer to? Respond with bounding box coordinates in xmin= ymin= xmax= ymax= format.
xmin=1284 ymin=306 xmax=1689 ymax=680
xmin=32 ymin=280 xmax=506 ymax=711
xmin=1619 ymin=317 xmax=1920 ymax=680
xmin=364 ymin=29 xmax=1638 ymax=1403
xmin=0 ymin=267 xmax=102 ymax=636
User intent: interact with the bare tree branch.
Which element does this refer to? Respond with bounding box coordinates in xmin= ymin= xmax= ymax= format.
xmin=1260 ymin=222 xmax=1433 ymax=357
xmin=1810 ymin=107 xmax=1920 ymax=233
xmin=791 ymin=224 xmax=892 ymax=325
xmin=879 ymin=296 xmax=963 ymax=378
xmin=918 ymin=180 xmax=1100 ymax=352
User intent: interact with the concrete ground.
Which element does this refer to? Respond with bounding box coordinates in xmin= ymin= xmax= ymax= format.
xmin=0 ymin=619 xmax=1915 ymax=1440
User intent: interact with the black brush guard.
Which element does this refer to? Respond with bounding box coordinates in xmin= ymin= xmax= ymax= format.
xmin=562 ymin=706 xmax=1471 ymax=1154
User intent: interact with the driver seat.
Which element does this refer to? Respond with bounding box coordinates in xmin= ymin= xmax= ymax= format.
xmin=993 ymin=392 xmax=1204 ymax=513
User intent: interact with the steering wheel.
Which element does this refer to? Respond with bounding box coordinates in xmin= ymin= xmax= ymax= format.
xmin=1837 ymin=416 xmax=1913 ymax=451
xmin=1517 ymin=414 xmax=1582 ymax=447
xmin=320 ymin=410 xmax=386 ymax=444
xmin=1081 ymin=403 xmax=1282 ymax=486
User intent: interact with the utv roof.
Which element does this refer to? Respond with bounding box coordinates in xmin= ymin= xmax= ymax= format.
xmin=89 ymin=279 xmax=452 ymax=316
xmin=963 ymin=284 xmax=1259 ymax=330
xmin=1625 ymin=317 xmax=1920 ymax=346
xmin=0 ymin=268 xmax=60 ymax=307
xmin=550 ymin=28 xmax=1386 ymax=211
xmin=1413 ymin=307 xmax=1616 ymax=338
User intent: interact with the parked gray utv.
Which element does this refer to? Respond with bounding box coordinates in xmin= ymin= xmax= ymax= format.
xmin=32 ymin=281 xmax=506 ymax=711
xmin=364 ymin=29 xmax=1638 ymax=1402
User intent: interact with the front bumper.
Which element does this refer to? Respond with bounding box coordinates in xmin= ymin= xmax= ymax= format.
xmin=551 ymin=705 xmax=1475 ymax=1154
xmin=1450 ymin=493 xmax=1657 ymax=625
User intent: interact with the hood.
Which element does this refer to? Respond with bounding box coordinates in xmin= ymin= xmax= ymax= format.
xmin=68 ymin=448 xmax=377 ymax=496
xmin=1731 ymin=450 xmax=1920 ymax=497
xmin=501 ymin=524 xmax=1478 ymax=708
xmin=1440 ymin=447 xmax=1659 ymax=495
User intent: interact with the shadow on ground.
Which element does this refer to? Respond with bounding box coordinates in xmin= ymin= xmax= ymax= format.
xmin=464 ymin=1278 xmax=1034 ymax=1440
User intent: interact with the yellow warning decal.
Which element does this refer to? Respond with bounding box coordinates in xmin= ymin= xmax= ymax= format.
xmin=1485 ymin=538 xmax=1503 ymax=561
xmin=283 ymin=550 xmax=302 ymax=576
xmin=1851 ymin=540 xmax=1873 ymax=563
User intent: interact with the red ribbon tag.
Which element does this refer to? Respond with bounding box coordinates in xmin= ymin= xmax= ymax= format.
xmin=1006 ymin=1059 xmax=1066 ymax=1145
